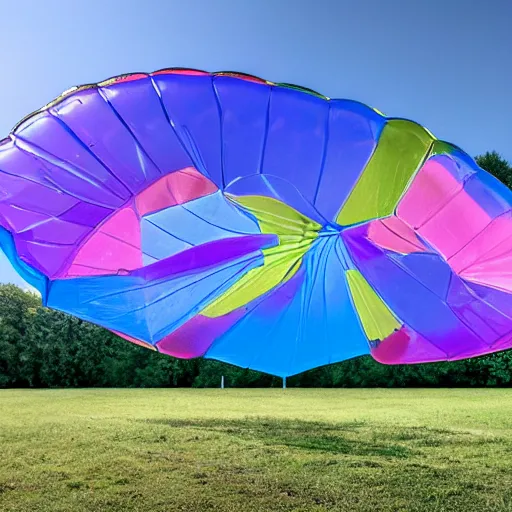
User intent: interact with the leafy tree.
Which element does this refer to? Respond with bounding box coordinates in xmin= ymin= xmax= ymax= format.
xmin=476 ymin=151 xmax=512 ymax=189
xmin=0 ymin=285 xmax=40 ymax=387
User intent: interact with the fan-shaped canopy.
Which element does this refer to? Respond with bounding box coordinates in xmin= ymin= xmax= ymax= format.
xmin=0 ymin=69 xmax=510 ymax=376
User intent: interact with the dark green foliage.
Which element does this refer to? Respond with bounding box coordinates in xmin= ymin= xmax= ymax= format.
xmin=0 ymin=152 xmax=510 ymax=389
xmin=476 ymin=150 xmax=512 ymax=189
xmin=0 ymin=284 xmax=39 ymax=387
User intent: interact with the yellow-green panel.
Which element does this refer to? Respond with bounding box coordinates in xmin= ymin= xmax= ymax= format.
xmin=227 ymin=194 xmax=321 ymax=241
xmin=203 ymin=195 xmax=321 ymax=318
xmin=430 ymin=139 xmax=456 ymax=157
xmin=202 ymin=245 xmax=305 ymax=318
xmin=337 ymin=119 xmax=434 ymax=226
xmin=346 ymin=270 xmax=401 ymax=341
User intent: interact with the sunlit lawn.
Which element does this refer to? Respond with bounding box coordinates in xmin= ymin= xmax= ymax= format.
xmin=1 ymin=388 xmax=512 ymax=511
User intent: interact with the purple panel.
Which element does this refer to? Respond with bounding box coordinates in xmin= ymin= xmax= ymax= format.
xmin=465 ymin=281 xmax=512 ymax=324
xmin=15 ymin=218 xmax=90 ymax=276
xmin=225 ymin=173 xmax=327 ymax=226
xmin=50 ymin=89 xmax=161 ymax=194
xmin=100 ymin=77 xmax=193 ymax=175
xmin=343 ymin=224 xmax=491 ymax=358
xmin=441 ymin=151 xmax=476 ymax=183
xmin=447 ymin=276 xmax=504 ymax=344
xmin=389 ymin=252 xmax=452 ymax=300
xmin=492 ymin=332 xmax=512 ymax=351
xmin=212 ymin=76 xmax=271 ymax=187
xmin=17 ymin=239 xmax=75 ymax=276
xmin=152 ymin=74 xmax=223 ymax=188
xmin=131 ymin=233 xmax=278 ymax=281
xmin=0 ymin=139 xmax=105 ymax=213
xmin=0 ymin=138 xmax=115 ymax=276
xmin=0 ymin=204 xmax=48 ymax=232
xmin=15 ymin=112 xmax=131 ymax=205
xmin=261 ymin=87 xmax=329 ymax=206
xmin=59 ymin=202 xmax=113 ymax=228
xmin=315 ymin=100 xmax=385 ymax=222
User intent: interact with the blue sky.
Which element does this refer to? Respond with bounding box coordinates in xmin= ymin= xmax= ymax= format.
xmin=0 ymin=0 xmax=510 ymax=288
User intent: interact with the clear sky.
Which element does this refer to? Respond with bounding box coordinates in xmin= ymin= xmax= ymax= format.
xmin=0 ymin=0 xmax=510 ymax=288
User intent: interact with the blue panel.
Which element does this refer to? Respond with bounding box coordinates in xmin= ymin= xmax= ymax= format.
xmin=205 ymin=267 xmax=305 ymax=376
xmin=389 ymin=252 xmax=453 ymax=300
xmin=440 ymin=151 xmax=476 ymax=183
xmin=141 ymin=218 xmax=191 ymax=261
xmin=142 ymin=253 xmax=160 ymax=266
xmin=261 ymin=87 xmax=329 ymax=205
xmin=284 ymin=236 xmax=370 ymax=374
xmin=152 ymin=74 xmax=223 ymax=188
xmin=142 ymin=191 xmax=260 ymax=261
xmin=206 ymin=236 xmax=369 ymax=377
xmin=0 ymin=226 xmax=48 ymax=300
xmin=464 ymin=170 xmax=512 ymax=218
xmin=213 ymin=76 xmax=271 ymax=188
xmin=101 ymin=77 xmax=193 ymax=175
xmin=47 ymin=248 xmax=266 ymax=343
xmin=225 ymin=172 xmax=328 ymax=226
xmin=315 ymin=100 xmax=385 ymax=222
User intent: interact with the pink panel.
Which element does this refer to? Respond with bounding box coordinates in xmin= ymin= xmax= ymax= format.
xmin=461 ymin=256 xmax=512 ymax=292
xmin=111 ymin=73 xmax=148 ymax=84
xmin=417 ymin=191 xmax=491 ymax=260
xmin=371 ymin=326 xmax=448 ymax=364
xmin=449 ymin=214 xmax=511 ymax=273
xmin=157 ymin=311 xmax=244 ymax=359
xmin=152 ymin=69 xmax=209 ymax=76
xmin=367 ymin=216 xmax=426 ymax=254
xmin=99 ymin=206 xmax=140 ymax=246
xmin=135 ymin=167 xmax=217 ymax=216
xmin=398 ymin=159 xmax=462 ymax=229
xmin=65 ymin=206 xmax=142 ymax=277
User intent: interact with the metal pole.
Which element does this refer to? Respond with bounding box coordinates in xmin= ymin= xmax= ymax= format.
xmin=283 ymin=376 xmax=286 ymax=389
xmin=221 ymin=375 xmax=225 ymax=389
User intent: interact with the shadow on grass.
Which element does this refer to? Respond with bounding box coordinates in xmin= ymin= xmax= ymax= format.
xmin=138 ymin=418 xmax=415 ymax=458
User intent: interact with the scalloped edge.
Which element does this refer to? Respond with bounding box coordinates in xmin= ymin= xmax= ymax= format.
xmin=1 ymin=67 xmax=510 ymax=372
xmin=1 ymin=66 xmax=476 ymax=166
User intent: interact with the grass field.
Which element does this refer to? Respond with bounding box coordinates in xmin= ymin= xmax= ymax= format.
xmin=1 ymin=389 xmax=512 ymax=511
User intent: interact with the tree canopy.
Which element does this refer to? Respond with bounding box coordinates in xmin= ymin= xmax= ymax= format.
xmin=476 ymin=151 xmax=512 ymax=189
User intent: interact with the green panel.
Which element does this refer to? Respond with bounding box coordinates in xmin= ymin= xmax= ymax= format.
xmin=430 ymin=139 xmax=457 ymax=157
xmin=202 ymin=245 xmax=304 ymax=318
xmin=346 ymin=270 xmax=401 ymax=341
xmin=227 ymin=194 xmax=322 ymax=240
xmin=203 ymin=195 xmax=320 ymax=318
xmin=337 ymin=119 xmax=434 ymax=226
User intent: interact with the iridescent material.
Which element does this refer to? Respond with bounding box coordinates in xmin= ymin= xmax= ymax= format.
xmin=0 ymin=69 xmax=510 ymax=376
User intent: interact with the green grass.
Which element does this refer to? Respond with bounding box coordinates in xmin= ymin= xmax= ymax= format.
xmin=1 ymin=389 xmax=512 ymax=511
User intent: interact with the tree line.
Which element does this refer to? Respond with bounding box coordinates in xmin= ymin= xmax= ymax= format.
xmin=0 ymin=152 xmax=510 ymax=388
